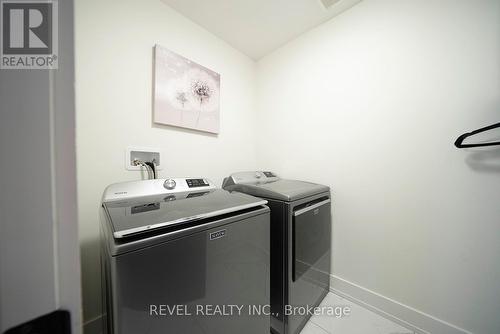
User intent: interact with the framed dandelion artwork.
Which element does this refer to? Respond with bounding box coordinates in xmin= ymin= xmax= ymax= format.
xmin=153 ymin=44 xmax=220 ymax=134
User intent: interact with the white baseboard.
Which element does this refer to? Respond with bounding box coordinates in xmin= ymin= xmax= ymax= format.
xmin=330 ymin=275 xmax=474 ymax=334
xmin=83 ymin=315 xmax=103 ymax=334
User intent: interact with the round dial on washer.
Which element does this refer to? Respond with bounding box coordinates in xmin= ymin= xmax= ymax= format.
xmin=163 ymin=179 xmax=176 ymax=190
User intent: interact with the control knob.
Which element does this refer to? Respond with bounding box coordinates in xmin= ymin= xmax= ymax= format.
xmin=164 ymin=179 xmax=176 ymax=190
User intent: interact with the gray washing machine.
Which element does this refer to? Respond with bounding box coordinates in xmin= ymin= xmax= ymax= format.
xmin=223 ymin=172 xmax=331 ymax=334
xmin=100 ymin=177 xmax=270 ymax=334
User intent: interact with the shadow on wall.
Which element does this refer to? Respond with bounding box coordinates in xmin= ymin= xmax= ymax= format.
xmin=80 ymin=237 xmax=103 ymax=332
xmin=465 ymin=147 xmax=500 ymax=173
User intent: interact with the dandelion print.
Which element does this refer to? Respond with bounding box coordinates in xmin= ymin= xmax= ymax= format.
xmin=154 ymin=45 xmax=220 ymax=134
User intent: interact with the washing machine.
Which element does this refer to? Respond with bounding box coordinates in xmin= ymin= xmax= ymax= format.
xmin=223 ymin=171 xmax=331 ymax=334
xmin=100 ymin=177 xmax=270 ymax=334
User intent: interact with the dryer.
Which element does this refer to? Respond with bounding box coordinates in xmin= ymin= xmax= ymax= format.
xmin=100 ymin=177 xmax=270 ymax=334
xmin=223 ymin=172 xmax=331 ymax=334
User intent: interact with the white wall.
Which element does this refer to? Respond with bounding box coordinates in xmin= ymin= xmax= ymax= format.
xmin=75 ymin=0 xmax=258 ymax=328
xmin=256 ymin=1 xmax=500 ymax=333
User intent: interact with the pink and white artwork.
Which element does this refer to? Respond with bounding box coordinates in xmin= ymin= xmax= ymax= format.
xmin=153 ymin=45 xmax=220 ymax=134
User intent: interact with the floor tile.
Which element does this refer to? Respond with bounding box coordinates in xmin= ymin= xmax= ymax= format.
xmin=300 ymin=321 xmax=330 ymax=334
xmin=301 ymin=292 xmax=414 ymax=334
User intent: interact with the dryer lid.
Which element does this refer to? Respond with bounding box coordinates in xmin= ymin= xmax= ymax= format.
xmin=223 ymin=172 xmax=329 ymax=202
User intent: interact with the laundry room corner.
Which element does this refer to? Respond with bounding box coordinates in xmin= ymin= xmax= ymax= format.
xmin=74 ymin=0 xmax=259 ymax=331
xmin=3 ymin=0 xmax=500 ymax=334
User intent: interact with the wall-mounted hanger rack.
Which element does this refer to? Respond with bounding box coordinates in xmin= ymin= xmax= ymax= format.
xmin=455 ymin=122 xmax=500 ymax=148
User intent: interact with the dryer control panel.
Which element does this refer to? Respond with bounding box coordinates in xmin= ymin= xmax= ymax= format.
xmin=222 ymin=171 xmax=279 ymax=187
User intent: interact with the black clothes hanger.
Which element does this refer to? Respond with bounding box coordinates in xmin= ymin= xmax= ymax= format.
xmin=455 ymin=122 xmax=500 ymax=148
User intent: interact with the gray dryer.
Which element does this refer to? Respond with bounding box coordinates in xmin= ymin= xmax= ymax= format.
xmin=223 ymin=171 xmax=331 ymax=334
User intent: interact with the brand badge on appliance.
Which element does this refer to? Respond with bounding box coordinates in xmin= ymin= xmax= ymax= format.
xmin=209 ymin=229 xmax=226 ymax=240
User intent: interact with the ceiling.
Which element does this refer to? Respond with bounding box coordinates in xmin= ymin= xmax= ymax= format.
xmin=161 ymin=0 xmax=363 ymax=60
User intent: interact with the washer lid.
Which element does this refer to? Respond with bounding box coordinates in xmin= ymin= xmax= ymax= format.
xmin=103 ymin=187 xmax=267 ymax=239
xmin=223 ymin=172 xmax=329 ymax=202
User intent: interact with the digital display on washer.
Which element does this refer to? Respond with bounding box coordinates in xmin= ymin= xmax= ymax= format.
xmin=186 ymin=178 xmax=209 ymax=188
xmin=263 ymin=172 xmax=276 ymax=177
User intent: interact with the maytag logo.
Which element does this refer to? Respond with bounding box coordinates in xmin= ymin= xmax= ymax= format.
xmin=209 ymin=229 xmax=226 ymax=241
xmin=1 ymin=0 xmax=58 ymax=69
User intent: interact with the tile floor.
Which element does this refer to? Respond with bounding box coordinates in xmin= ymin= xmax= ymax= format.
xmin=300 ymin=293 xmax=414 ymax=334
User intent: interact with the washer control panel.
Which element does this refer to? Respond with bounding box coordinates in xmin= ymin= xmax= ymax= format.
xmin=103 ymin=177 xmax=216 ymax=203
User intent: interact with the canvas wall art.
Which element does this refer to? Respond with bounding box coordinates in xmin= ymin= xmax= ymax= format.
xmin=153 ymin=45 xmax=220 ymax=134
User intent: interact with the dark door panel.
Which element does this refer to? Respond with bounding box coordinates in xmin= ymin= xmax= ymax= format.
xmin=293 ymin=199 xmax=331 ymax=283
